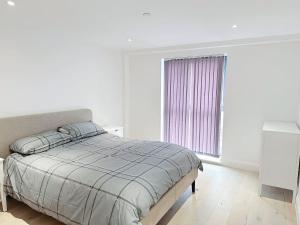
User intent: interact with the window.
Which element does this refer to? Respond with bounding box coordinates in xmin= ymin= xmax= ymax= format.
xmin=163 ymin=55 xmax=227 ymax=157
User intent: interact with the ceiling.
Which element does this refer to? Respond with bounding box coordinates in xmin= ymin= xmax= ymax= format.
xmin=1 ymin=0 xmax=300 ymax=50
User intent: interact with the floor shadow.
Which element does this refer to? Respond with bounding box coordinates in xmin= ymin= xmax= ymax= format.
xmin=5 ymin=197 xmax=63 ymax=225
xmin=157 ymin=188 xmax=193 ymax=225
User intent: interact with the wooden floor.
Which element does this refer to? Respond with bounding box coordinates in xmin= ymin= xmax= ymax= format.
xmin=0 ymin=163 xmax=297 ymax=225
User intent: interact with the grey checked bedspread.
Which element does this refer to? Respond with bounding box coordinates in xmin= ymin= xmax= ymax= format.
xmin=4 ymin=134 xmax=202 ymax=225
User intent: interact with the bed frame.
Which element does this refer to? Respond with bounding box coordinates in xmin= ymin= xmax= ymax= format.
xmin=0 ymin=109 xmax=198 ymax=225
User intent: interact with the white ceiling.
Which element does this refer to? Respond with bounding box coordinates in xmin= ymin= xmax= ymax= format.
xmin=1 ymin=0 xmax=300 ymax=50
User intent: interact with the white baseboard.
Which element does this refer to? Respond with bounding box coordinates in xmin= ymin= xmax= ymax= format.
xmin=220 ymin=159 xmax=259 ymax=172
xmin=197 ymin=155 xmax=259 ymax=172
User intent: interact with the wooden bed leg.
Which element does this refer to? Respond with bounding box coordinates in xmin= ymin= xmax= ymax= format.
xmin=0 ymin=187 xmax=7 ymax=212
xmin=0 ymin=158 xmax=7 ymax=212
xmin=191 ymin=181 xmax=196 ymax=193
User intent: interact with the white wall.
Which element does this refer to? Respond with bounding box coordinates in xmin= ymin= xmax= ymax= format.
xmin=0 ymin=40 xmax=123 ymax=126
xmin=124 ymin=38 xmax=300 ymax=171
xmin=296 ymin=94 xmax=300 ymax=224
xmin=298 ymin=104 xmax=300 ymax=126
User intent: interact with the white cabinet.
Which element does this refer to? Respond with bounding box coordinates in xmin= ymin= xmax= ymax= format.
xmin=103 ymin=126 xmax=124 ymax=137
xmin=260 ymin=121 xmax=300 ymax=203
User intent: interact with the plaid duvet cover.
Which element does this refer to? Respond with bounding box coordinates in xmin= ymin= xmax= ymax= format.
xmin=4 ymin=133 xmax=202 ymax=225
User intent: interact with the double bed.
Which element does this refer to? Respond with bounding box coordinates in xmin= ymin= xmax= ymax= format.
xmin=0 ymin=109 xmax=202 ymax=225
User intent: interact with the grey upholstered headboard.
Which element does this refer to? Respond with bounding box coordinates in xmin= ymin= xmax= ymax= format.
xmin=0 ymin=109 xmax=92 ymax=158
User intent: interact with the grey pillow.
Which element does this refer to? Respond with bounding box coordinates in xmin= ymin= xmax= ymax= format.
xmin=10 ymin=130 xmax=72 ymax=155
xmin=57 ymin=121 xmax=106 ymax=141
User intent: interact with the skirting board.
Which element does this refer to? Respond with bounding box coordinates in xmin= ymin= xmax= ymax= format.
xmin=197 ymin=154 xmax=259 ymax=172
xmin=221 ymin=159 xmax=259 ymax=172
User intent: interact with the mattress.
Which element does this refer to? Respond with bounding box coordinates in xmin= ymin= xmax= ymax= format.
xmin=4 ymin=133 xmax=202 ymax=225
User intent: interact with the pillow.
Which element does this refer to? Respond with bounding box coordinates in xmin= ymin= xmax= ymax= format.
xmin=57 ymin=121 xmax=106 ymax=141
xmin=10 ymin=130 xmax=72 ymax=155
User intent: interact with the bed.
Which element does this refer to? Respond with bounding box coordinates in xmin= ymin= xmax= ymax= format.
xmin=0 ymin=109 xmax=202 ymax=225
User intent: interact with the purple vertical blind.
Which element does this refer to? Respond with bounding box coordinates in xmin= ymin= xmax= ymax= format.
xmin=164 ymin=56 xmax=225 ymax=157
